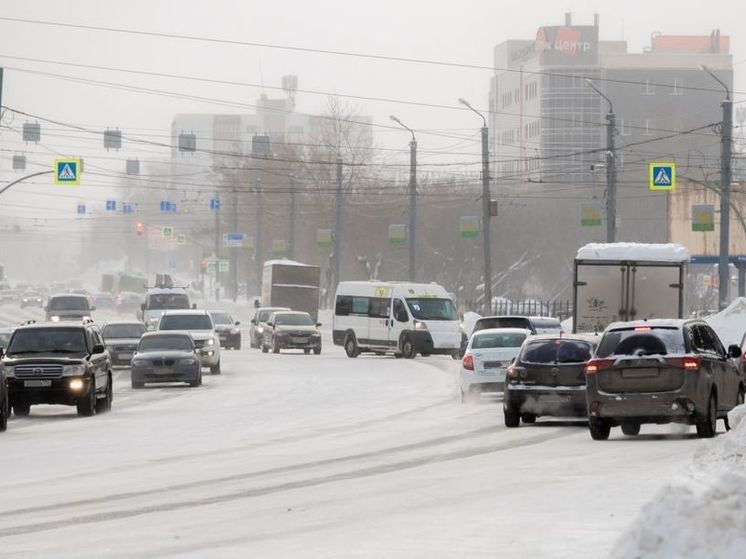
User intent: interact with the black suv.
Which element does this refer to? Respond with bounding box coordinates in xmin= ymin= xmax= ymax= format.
xmin=0 ymin=321 xmax=113 ymax=417
xmin=585 ymin=319 xmax=744 ymax=440
xmin=504 ymin=335 xmax=596 ymax=427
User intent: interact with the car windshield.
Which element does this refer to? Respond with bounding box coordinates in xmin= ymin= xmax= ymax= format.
xmin=474 ymin=317 xmax=531 ymax=332
xmin=48 ymin=296 xmax=90 ymax=311
xmin=23 ymin=292 xmax=41 ymax=298
xmin=274 ymin=314 xmax=314 ymax=326
xmin=7 ymin=328 xmax=87 ymax=354
xmin=102 ymin=324 xmax=146 ymax=339
xmin=139 ymin=335 xmax=193 ymax=352
xmin=147 ymin=293 xmax=190 ymax=310
xmin=209 ymin=312 xmax=233 ymax=325
xmin=406 ymin=298 xmax=458 ymax=321
xmin=596 ymin=327 xmax=686 ymax=358
xmin=159 ymin=314 xmax=213 ymax=330
xmin=522 ymin=340 xmax=594 ymax=364
xmin=257 ymin=309 xmax=286 ymax=322
xmin=472 ymin=332 xmax=527 ymax=349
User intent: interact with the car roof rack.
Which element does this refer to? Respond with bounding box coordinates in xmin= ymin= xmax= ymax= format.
xmin=20 ymin=319 xmax=36 ymax=325
xmin=82 ymin=317 xmax=95 ymax=324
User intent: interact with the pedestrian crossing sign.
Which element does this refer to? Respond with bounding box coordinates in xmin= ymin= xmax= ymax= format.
xmin=649 ymin=162 xmax=675 ymax=191
xmin=54 ymin=158 xmax=81 ymax=185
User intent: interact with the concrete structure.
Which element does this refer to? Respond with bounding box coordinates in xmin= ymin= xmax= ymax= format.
xmin=488 ymin=14 xmax=734 ymax=298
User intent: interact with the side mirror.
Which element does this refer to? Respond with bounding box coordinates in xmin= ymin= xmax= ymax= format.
xmin=90 ymin=305 xmax=96 ymax=311
xmin=251 ymin=319 xmax=257 ymax=325
xmin=728 ymin=345 xmax=742 ymax=359
xmin=316 ymin=322 xmax=322 ymax=328
xmin=92 ymin=343 xmax=105 ymax=354
xmin=267 ymin=322 xmax=274 ymax=328
xmin=235 ymin=321 xmax=241 ymax=326
xmin=0 ymin=347 xmax=4 ymax=358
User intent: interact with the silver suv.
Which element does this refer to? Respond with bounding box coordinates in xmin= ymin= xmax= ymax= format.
xmin=157 ymin=310 xmax=221 ymax=374
xmin=585 ymin=319 xmax=744 ymax=440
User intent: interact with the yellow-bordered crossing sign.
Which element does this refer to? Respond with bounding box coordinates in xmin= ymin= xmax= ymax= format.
xmin=649 ymin=162 xmax=675 ymax=191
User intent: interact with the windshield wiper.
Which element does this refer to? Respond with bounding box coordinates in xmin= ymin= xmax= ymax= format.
xmin=50 ymin=349 xmax=83 ymax=354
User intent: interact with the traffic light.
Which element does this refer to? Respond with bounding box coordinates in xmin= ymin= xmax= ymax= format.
xmin=136 ymin=222 xmax=144 ymax=236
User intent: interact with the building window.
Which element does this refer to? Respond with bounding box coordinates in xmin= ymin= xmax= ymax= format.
xmin=640 ymin=79 xmax=656 ymax=95
xmin=618 ymin=118 xmax=630 ymax=136
xmin=671 ymin=79 xmax=684 ymax=96
xmin=643 ymin=118 xmax=653 ymax=136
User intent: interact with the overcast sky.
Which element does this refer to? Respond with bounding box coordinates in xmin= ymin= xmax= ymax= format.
xmin=1 ymin=0 xmax=744 ymax=218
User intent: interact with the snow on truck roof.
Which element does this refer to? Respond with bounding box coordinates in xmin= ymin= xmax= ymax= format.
xmin=263 ymin=259 xmax=310 ymax=267
xmin=576 ymin=242 xmax=690 ymax=263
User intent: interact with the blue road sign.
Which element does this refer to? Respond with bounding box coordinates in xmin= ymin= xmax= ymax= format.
xmin=649 ymin=162 xmax=676 ymax=191
xmin=122 ymin=203 xmax=134 ymax=214
xmin=54 ymin=158 xmax=81 ymax=185
xmin=106 ymin=200 xmax=116 ymax=211
xmin=77 ymin=204 xmax=86 ymax=215
xmin=210 ymin=199 xmax=221 ymax=210
xmin=160 ymin=201 xmax=177 ymax=212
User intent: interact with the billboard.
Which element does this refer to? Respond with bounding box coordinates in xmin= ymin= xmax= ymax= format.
xmin=536 ymin=25 xmax=599 ymax=66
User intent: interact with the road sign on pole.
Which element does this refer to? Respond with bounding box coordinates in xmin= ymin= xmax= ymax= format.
xmin=105 ymin=200 xmax=116 ymax=211
xmin=223 ymin=232 xmax=247 ymax=248
xmin=219 ymin=259 xmax=230 ymax=272
xmin=76 ymin=203 xmax=86 ymax=215
xmin=649 ymin=162 xmax=676 ymax=191
xmin=54 ymin=158 xmax=81 ymax=185
xmin=210 ymin=199 xmax=221 ymax=210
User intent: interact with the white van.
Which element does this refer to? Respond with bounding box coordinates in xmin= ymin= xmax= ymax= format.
xmin=333 ymin=281 xmax=463 ymax=359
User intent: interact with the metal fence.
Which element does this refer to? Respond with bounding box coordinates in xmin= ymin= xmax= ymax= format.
xmin=491 ymin=299 xmax=573 ymax=320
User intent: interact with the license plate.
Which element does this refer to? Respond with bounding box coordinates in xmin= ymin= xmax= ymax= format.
xmin=24 ymin=380 xmax=51 ymax=388
xmin=292 ymin=337 xmax=307 ymax=343
xmin=484 ymin=361 xmax=504 ymax=369
xmin=622 ymin=368 xmax=659 ymax=378
xmin=478 ymin=369 xmax=506 ymax=380
xmin=118 ymin=353 xmax=132 ymax=360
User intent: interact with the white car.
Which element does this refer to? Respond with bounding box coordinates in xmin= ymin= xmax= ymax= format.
xmin=156 ymin=310 xmax=221 ymax=374
xmin=459 ymin=328 xmax=532 ymax=402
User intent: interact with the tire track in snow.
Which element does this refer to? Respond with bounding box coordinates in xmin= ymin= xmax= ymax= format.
xmin=0 ymin=427 xmax=577 ymax=537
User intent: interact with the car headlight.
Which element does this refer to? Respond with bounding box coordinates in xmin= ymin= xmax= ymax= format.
xmin=230 ymin=328 xmax=239 ymax=335
xmin=62 ymin=364 xmax=86 ymax=376
xmin=177 ymin=358 xmax=197 ymax=365
xmin=69 ymin=379 xmax=85 ymax=391
xmin=131 ymin=358 xmax=146 ymax=367
xmin=3 ymin=365 xmax=14 ymax=378
xmin=414 ymin=319 xmax=428 ymax=330
xmin=205 ymin=338 xmax=215 ymax=346
xmin=312 ymin=332 xmax=321 ymax=337
xmin=50 ymin=316 xmax=60 ymax=322
xmin=256 ymin=326 xmax=264 ymax=334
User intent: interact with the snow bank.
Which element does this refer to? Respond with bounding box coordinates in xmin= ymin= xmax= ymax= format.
xmin=706 ymin=297 xmax=746 ymax=348
xmin=576 ymin=242 xmax=690 ymax=262
xmin=611 ymin=405 xmax=746 ymax=559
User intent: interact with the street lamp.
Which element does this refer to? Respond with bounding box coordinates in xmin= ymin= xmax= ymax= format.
xmin=701 ymin=65 xmax=733 ymax=310
xmin=585 ymin=79 xmax=617 ymax=243
xmin=390 ymin=115 xmax=417 ymax=282
xmin=458 ymin=98 xmax=492 ymax=313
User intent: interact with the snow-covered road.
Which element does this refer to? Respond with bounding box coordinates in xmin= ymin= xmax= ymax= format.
xmin=0 ymin=305 xmax=707 ymax=558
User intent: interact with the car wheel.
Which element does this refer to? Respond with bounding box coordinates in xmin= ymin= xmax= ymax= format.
xmin=261 ymin=343 xmax=269 ymax=353
xmin=234 ymin=339 xmax=242 ymax=350
xmin=313 ymin=347 xmax=321 ymax=355
xmin=589 ymin=418 xmax=611 ymax=440
xmin=621 ymin=422 xmax=641 ymax=436
xmin=344 ymin=335 xmax=359 ymax=358
xmin=77 ymin=379 xmax=97 ymax=417
xmin=272 ymin=339 xmax=280 ymax=354
xmin=13 ymin=402 xmax=31 ymax=417
xmin=521 ymin=413 xmax=537 ymax=424
xmin=504 ymin=405 xmax=520 ymax=428
xmin=210 ymin=360 xmax=221 ymax=375
xmin=304 ymin=349 xmax=311 ymax=355
xmin=451 ymin=351 xmax=461 ymax=360
xmin=401 ymin=336 xmax=416 ymax=359
xmin=131 ymin=379 xmax=144 ymax=389
xmin=189 ymin=374 xmax=200 ymax=387
xmin=95 ymin=376 xmax=113 ymax=414
xmin=696 ymin=392 xmax=717 ymax=438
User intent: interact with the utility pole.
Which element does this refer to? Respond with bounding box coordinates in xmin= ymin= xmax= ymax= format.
xmin=334 ymin=155 xmax=343 ymax=289
xmin=459 ymin=98 xmax=492 ymax=313
xmin=702 ymin=65 xmax=733 ymax=309
xmin=0 ymin=68 xmax=4 ymax=115
xmin=390 ymin=115 xmax=417 ymax=281
xmin=255 ymin=176 xmax=263 ymax=293
xmin=231 ymin=187 xmax=238 ymax=301
xmin=214 ymin=188 xmax=221 ymax=302
xmin=288 ymin=174 xmax=296 ymax=260
xmin=585 ymin=79 xmax=617 ymax=242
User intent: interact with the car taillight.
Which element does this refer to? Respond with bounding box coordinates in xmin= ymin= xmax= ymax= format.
xmin=585 ymin=359 xmax=613 ymax=375
xmin=463 ymin=354 xmax=474 ymax=371
xmin=666 ymin=355 xmax=701 ymax=371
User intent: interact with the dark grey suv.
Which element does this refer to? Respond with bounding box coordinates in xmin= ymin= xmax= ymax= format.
xmin=585 ymin=319 xmax=744 ymax=440
xmin=504 ymin=336 xmax=596 ymax=427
